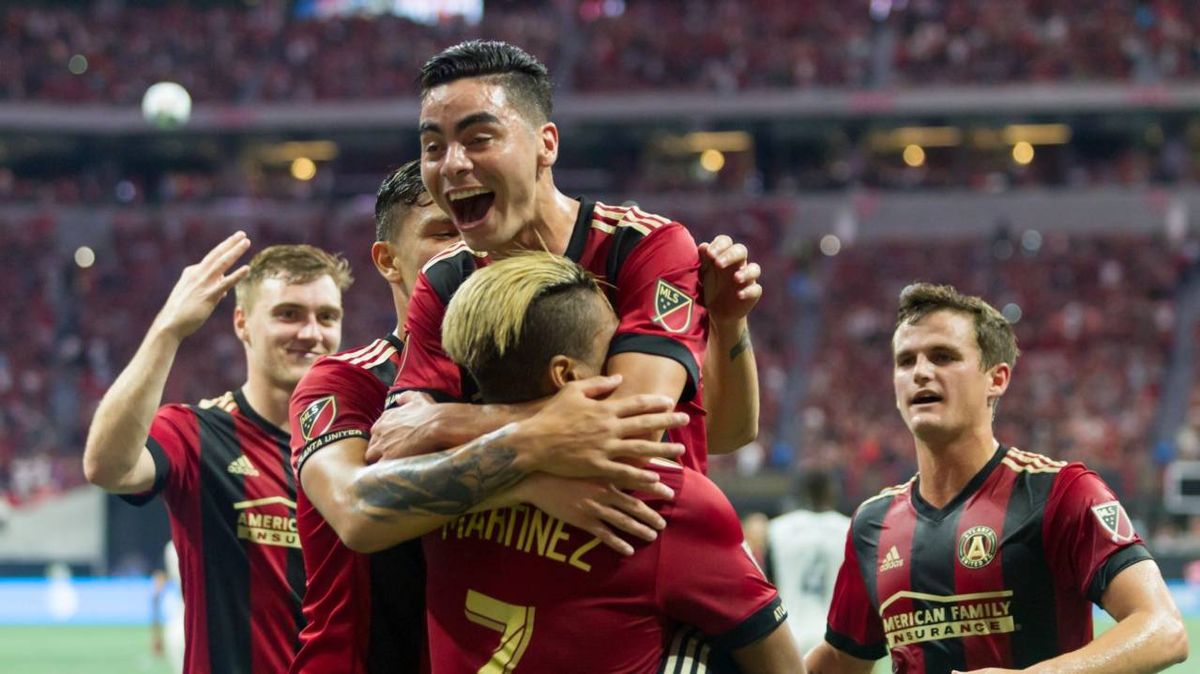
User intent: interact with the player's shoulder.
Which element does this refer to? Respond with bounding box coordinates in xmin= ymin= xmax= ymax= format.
xmin=418 ymin=240 xmax=488 ymax=305
xmin=321 ymin=337 xmax=402 ymax=378
xmin=852 ymin=476 xmax=916 ymax=522
xmin=998 ymin=446 xmax=1070 ymax=476
xmin=192 ymin=390 xmax=237 ymax=415
xmin=661 ymin=462 xmax=744 ymax=540
xmin=591 ymin=201 xmax=679 ymax=235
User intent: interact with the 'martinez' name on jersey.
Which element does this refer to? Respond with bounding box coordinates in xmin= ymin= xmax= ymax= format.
xmin=388 ymin=198 xmax=712 ymax=472
xmin=422 ymin=460 xmax=784 ymax=673
xmin=825 ymin=446 xmax=1152 ymax=673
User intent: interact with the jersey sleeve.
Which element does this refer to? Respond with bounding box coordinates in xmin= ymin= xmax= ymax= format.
xmin=387 ymin=273 xmax=464 ymax=406
xmin=823 ymin=519 xmax=888 ymax=661
xmin=1042 ymin=464 xmax=1153 ymax=605
xmin=289 ymin=358 xmax=387 ymax=475
xmin=655 ymin=468 xmax=785 ymax=651
xmin=608 ymin=223 xmax=707 ymax=402
xmin=119 ymin=404 xmax=197 ymax=506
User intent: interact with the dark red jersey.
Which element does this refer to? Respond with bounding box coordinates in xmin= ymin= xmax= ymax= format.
xmin=288 ymin=334 xmax=426 ymax=674
xmin=422 ymin=459 xmax=784 ymax=673
xmin=121 ymin=389 xmax=304 ymax=674
xmin=824 ymin=445 xmax=1153 ymax=672
xmin=387 ymin=199 xmax=711 ymax=472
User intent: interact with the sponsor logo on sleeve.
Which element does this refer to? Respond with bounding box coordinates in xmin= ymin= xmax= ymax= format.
xmin=652 ymin=279 xmax=695 ymax=333
xmin=299 ymin=396 xmax=337 ymax=441
xmin=1091 ymin=501 xmax=1135 ymax=543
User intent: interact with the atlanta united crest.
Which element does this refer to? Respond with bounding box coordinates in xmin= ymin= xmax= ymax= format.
xmin=299 ymin=396 xmax=337 ymax=441
xmin=957 ymin=525 xmax=998 ymax=569
xmin=652 ymin=279 xmax=694 ymax=334
xmin=1091 ymin=501 xmax=1135 ymax=543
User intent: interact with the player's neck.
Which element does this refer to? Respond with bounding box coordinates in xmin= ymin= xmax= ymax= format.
xmin=913 ymin=427 xmax=998 ymax=509
xmin=391 ymin=283 xmax=409 ymax=335
xmin=496 ymin=182 xmax=578 ymax=259
xmin=240 ymin=376 xmax=291 ymax=431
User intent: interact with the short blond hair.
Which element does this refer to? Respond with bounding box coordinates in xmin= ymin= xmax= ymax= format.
xmin=234 ymin=244 xmax=353 ymax=311
xmin=443 ymin=252 xmax=610 ymax=403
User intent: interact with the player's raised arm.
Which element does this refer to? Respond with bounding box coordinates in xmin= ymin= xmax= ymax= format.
xmin=83 ymin=232 xmax=251 ymax=493
xmin=699 ymin=234 xmax=762 ymax=454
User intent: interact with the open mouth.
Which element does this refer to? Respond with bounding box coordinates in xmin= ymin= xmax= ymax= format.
xmin=910 ymin=391 xmax=944 ymax=406
xmin=447 ymin=188 xmax=495 ymax=227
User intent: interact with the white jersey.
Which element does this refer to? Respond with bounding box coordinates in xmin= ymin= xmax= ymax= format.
xmin=766 ymin=509 xmax=851 ymax=655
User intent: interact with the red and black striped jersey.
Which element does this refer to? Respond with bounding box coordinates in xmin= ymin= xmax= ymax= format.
xmin=122 ymin=389 xmax=304 ymax=674
xmin=422 ymin=460 xmax=785 ymax=673
xmin=825 ymin=445 xmax=1153 ymax=672
xmin=388 ymin=198 xmax=711 ymax=472
xmin=288 ymin=334 xmax=427 ymax=674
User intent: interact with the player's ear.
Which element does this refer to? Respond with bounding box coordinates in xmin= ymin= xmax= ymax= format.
xmin=233 ymin=305 xmax=250 ymax=345
xmin=371 ymin=241 xmax=404 ymax=285
xmin=548 ymin=354 xmax=576 ymax=390
xmin=537 ymin=122 xmax=559 ymax=169
xmin=985 ymin=362 xmax=1011 ymax=407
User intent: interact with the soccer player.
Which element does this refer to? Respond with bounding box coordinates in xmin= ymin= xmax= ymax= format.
xmin=805 ymin=283 xmax=1189 ymax=674
xmin=419 ymin=251 xmax=803 ymax=673
xmin=754 ymin=471 xmax=850 ymax=656
xmin=365 ymin=40 xmax=719 ymax=477
xmin=83 ymin=239 xmax=351 ymax=674
xmin=288 ymin=162 xmax=684 ymax=673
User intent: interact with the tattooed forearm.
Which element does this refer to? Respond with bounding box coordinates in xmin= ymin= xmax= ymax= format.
xmin=352 ymin=424 xmax=525 ymax=520
xmin=729 ymin=327 xmax=751 ymax=361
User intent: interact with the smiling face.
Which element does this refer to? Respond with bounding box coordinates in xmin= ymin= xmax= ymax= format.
xmin=418 ymin=78 xmax=558 ymax=252
xmin=236 ymin=275 xmax=343 ymax=391
xmin=892 ymin=310 xmax=1010 ymax=447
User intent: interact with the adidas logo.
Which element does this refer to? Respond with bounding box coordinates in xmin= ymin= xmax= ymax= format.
xmin=879 ymin=545 xmax=904 ymax=572
xmin=227 ymin=455 xmax=260 ymax=477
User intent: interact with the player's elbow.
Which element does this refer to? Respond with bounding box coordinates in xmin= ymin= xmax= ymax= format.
xmin=1159 ymin=609 xmax=1189 ymax=666
xmin=336 ymin=521 xmax=389 ymax=554
xmin=82 ymin=443 xmax=122 ymax=491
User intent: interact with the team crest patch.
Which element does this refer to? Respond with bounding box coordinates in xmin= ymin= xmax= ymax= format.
xmin=957 ymin=525 xmax=998 ymax=569
xmin=299 ymin=396 xmax=337 ymax=441
xmin=1091 ymin=501 xmax=1135 ymax=543
xmin=652 ymin=279 xmax=695 ymax=334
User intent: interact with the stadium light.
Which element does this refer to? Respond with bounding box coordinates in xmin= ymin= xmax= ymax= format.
xmin=902 ymin=144 xmax=926 ymax=168
xmin=699 ymin=149 xmax=726 ymax=173
xmin=74 ymin=246 xmax=96 ymax=269
xmin=1012 ymin=141 xmax=1035 ymax=165
xmin=291 ymin=157 xmax=317 ymax=181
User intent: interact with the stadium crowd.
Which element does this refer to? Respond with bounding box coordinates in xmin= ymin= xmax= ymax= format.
xmin=4 ymin=196 xmax=1197 ymax=548
xmin=4 ymin=0 xmax=1200 ymax=104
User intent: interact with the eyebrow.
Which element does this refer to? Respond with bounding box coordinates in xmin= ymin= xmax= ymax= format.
xmin=419 ymin=111 xmax=502 ymax=136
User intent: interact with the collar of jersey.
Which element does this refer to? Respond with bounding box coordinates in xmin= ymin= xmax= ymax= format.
xmin=563 ymin=196 xmax=595 ymax=262
xmin=233 ymin=388 xmax=291 ymax=444
xmin=911 ymin=444 xmax=1008 ymax=522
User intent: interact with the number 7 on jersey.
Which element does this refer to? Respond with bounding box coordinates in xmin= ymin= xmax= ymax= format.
xmin=465 ymin=590 xmax=536 ymax=673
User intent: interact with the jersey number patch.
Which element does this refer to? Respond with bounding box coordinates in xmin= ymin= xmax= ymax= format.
xmin=465 ymin=590 xmax=535 ymax=673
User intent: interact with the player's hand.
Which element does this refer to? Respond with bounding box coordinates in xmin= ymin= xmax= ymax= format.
xmin=517 ymin=474 xmax=672 ymax=556
xmin=366 ymin=393 xmax=546 ymax=463
xmin=365 ymin=391 xmax=451 ymax=463
xmin=151 ymin=231 xmax=251 ymax=341
xmin=513 ymin=374 xmax=687 ymax=490
xmin=699 ymin=234 xmax=762 ymax=325
xmin=953 ymin=669 xmax=1023 ymax=673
